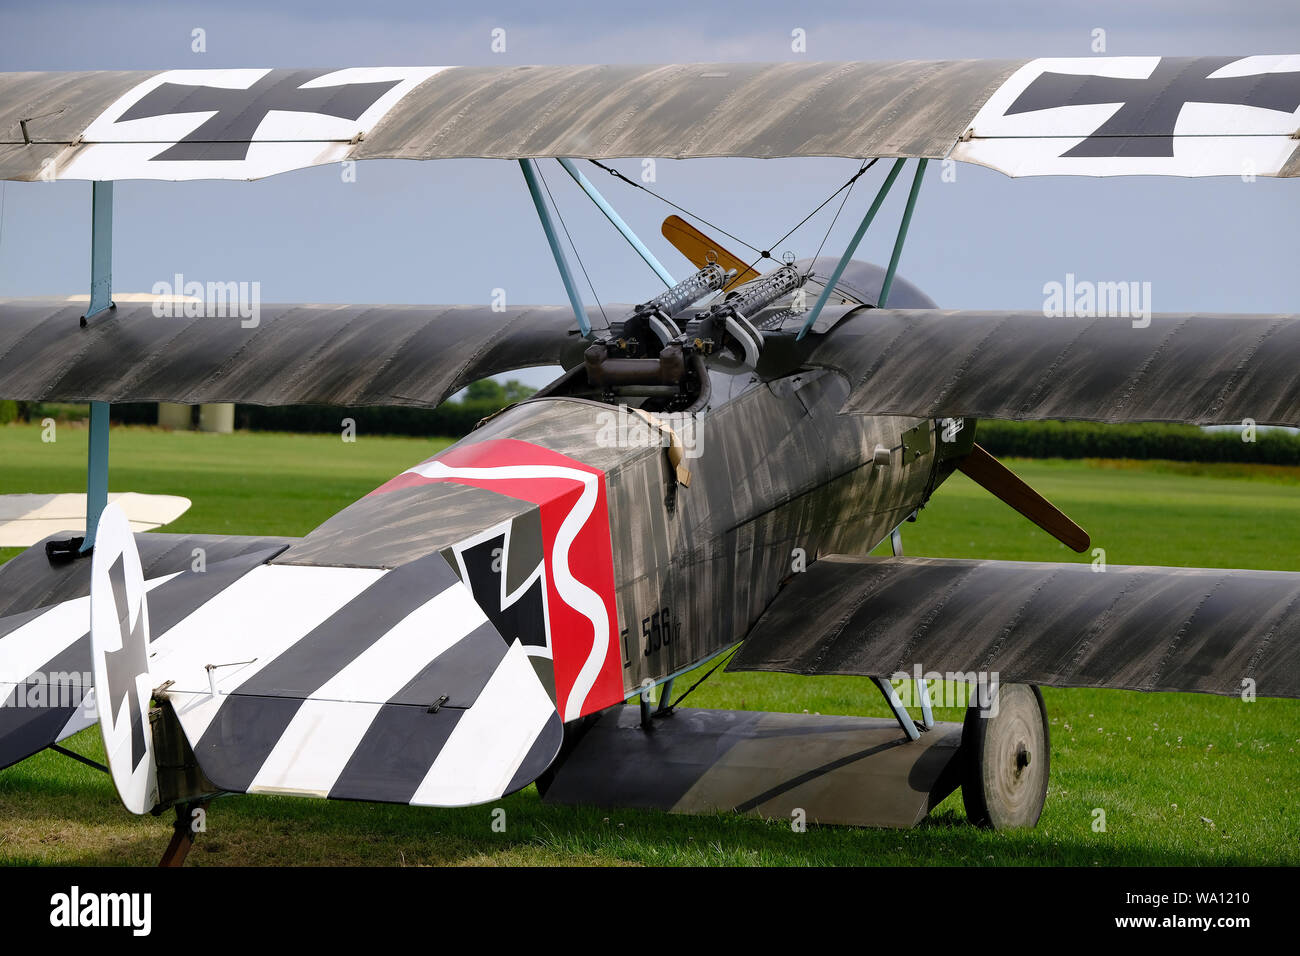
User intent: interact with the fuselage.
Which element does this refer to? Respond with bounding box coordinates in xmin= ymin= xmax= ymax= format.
xmin=275 ymin=366 xmax=966 ymax=718
xmin=273 ymin=262 xmax=957 ymax=718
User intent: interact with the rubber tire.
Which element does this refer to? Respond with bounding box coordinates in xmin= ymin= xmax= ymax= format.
xmin=961 ymin=683 xmax=1050 ymax=829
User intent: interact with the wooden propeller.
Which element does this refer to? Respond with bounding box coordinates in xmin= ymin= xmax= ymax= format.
xmin=957 ymin=443 xmax=1090 ymax=553
xmin=660 ymin=215 xmax=761 ymax=291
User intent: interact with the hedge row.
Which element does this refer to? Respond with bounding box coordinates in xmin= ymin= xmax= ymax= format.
xmin=10 ymin=398 xmax=1300 ymax=464
xmin=234 ymin=401 xmax=505 ymax=438
xmin=235 ymin=380 xmax=533 ymax=436
xmin=10 ymin=379 xmax=535 ymax=439
xmin=6 ymin=399 xmax=499 ymax=437
xmin=974 ymin=419 xmax=1300 ymax=465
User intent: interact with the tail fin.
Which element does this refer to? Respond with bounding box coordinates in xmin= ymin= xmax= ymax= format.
xmin=89 ymin=504 xmax=158 ymax=814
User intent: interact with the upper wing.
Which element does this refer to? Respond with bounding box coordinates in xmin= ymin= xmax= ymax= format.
xmin=729 ymin=555 xmax=1299 ymax=699
xmin=0 ymin=299 xmax=600 ymax=407
xmin=3 ymin=58 xmax=1297 ymax=181
xmin=794 ymin=308 xmax=1300 ymax=426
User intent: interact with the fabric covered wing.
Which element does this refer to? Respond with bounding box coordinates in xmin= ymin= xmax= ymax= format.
xmin=3 ymin=57 xmax=1296 ymax=181
xmin=729 ymin=555 xmax=1299 ymax=699
xmin=800 ymin=308 xmax=1300 ymax=425
xmin=158 ymin=551 xmax=562 ymax=806
xmin=0 ymin=534 xmax=293 ymax=768
xmin=0 ymin=61 xmax=1018 ymax=181
xmin=0 ymin=492 xmax=190 ymax=547
xmin=951 ymin=55 xmax=1300 ymax=178
xmin=0 ymin=299 xmax=598 ymax=407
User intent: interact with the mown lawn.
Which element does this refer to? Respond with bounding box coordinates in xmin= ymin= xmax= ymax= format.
xmin=0 ymin=422 xmax=1296 ymax=866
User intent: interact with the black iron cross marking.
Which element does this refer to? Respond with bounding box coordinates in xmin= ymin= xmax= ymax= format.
xmin=1005 ymin=56 xmax=1300 ymax=158
xmin=104 ymin=554 xmax=148 ymax=772
xmin=116 ymin=68 xmax=402 ymax=161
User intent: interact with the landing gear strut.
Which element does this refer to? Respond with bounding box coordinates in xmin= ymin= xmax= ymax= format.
xmin=158 ymin=800 xmax=207 ymax=868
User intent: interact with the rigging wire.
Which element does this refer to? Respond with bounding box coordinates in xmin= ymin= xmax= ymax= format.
xmin=537 ymin=160 xmax=608 ymax=328
xmin=806 ymin=158 xmax=877 ymax=278
xmin=770 ymin=157 xmax=877 ymax=262
xmin=586 ymin=159 xmax=764 ymax=255
xmin=589 ymin=156 xmax=880 ymax=287
xmin=728 ymin=158 xmax=880 ymax=286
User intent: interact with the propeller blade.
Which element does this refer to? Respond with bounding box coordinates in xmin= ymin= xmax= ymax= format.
xmin=661 ymin=215 xmax=760 ymax=291
xmin=957 ymin=443 xmax=1090 ymax=553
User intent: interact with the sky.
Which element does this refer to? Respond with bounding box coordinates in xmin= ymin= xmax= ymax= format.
xmin=0 ymin=0 xmax=1296 ymax=388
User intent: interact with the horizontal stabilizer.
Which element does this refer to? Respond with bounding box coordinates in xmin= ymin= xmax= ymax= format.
xmin=159 ymin=551 xmax=562 ymax=807
xmin=0 ymin=533 xmax=292 ymax=769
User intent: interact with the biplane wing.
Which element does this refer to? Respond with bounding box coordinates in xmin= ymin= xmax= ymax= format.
xmin=787 ymin=308 xmax=1300 ymax=426
xmin=1 ymin=57 xmax=1298 ymax=182
xmin=729 ymin=555 xmax=1300 ymax=699
xmin=0 ymin=299 xmax=602 ymax=407
xmin=5 ymin=299 xmax=1300 ymax=426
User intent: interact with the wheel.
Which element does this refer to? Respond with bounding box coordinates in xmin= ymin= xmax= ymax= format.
xmin=961 ymin=682 xmax=1049 ymax=829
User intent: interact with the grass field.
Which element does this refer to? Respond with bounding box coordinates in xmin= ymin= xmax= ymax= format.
xmin=1 ymin=421 xmax=1296 ymax=866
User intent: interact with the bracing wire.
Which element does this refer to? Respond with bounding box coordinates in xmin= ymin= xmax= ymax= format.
xmin=590 ymin=157 xmax=881 ymax=286
xmin=587 ymin=159 xmax=764 ymax=255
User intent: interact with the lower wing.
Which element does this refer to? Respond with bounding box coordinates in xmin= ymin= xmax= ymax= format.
xmin=730 ymin=554 xmax=1297 ymax=699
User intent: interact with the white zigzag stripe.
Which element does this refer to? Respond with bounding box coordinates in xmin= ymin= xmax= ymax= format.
xmin=404 ymin=460 xmax=608 ymax=721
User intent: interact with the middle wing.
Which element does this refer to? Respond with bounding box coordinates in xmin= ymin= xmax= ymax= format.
xmin=794 ymin=308 xmax=1300 ymax=426
xmin=0 ymin=299 xmax=603 ymax=407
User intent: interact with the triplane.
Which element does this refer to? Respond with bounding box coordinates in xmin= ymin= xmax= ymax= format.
xmin=0 ymin=57 xmax=1297 ymax=864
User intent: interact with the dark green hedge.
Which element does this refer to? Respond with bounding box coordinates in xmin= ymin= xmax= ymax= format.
xmin=235 ymin=401 xmax=498 ymax=438
xmin=975 ymin=420 xmax=1300 ymax=465
xmin=10 ymin=380 xmax=534 ymax=439
xmin=14 ymin=395 xmax=1298 ymax=464
xmin=235 ymin=379 xmax=534 ymax=438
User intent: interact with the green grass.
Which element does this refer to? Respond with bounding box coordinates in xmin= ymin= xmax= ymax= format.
xmin=1 ymin=423 xmax=1297 ymax=866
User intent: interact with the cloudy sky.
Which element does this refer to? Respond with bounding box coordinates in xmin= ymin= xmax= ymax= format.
xmin=0 ymin=0 xmax=1295 ymax=348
